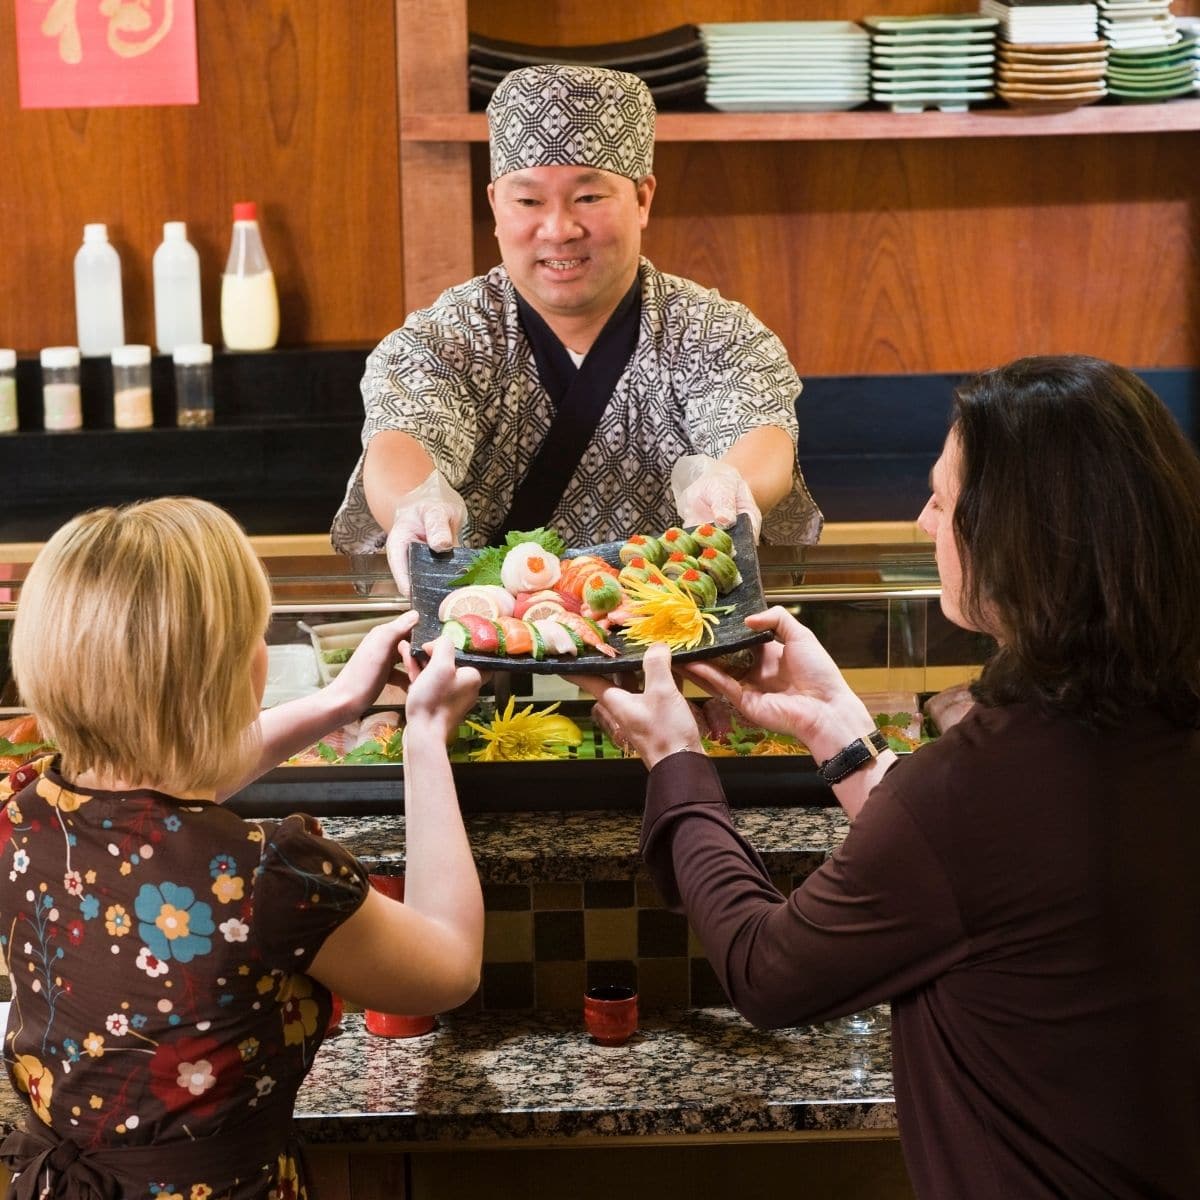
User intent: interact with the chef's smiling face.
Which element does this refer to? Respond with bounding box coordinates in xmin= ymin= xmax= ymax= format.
xmin=488 ymin=165 xmax=655 ymax=340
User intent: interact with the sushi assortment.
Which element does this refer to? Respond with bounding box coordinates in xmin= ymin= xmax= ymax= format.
xmin=435 ymin=524 xmax=744 ymax=661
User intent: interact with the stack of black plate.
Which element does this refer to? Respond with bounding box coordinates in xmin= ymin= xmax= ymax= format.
xmin=468 ymin=25 xmax=708 ymax=110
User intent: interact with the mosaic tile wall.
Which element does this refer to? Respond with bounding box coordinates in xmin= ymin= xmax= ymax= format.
xmin=468 ymin=871 xmax=814 ymax=1013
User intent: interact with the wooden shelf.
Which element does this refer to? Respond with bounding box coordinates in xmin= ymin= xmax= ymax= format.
xmin=402 ymin=100 xmax=1200 ymax=143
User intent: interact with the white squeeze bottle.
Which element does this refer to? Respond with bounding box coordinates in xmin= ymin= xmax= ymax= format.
xmin=221 ymin=201 xmax=279 ymax=351
xmin=153 ymin=221 xmax=203 ymax=354
xmin=74 ymin=223 xmax=125 ymax=357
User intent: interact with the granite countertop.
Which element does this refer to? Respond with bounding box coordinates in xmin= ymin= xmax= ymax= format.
xmin=0 ymin=1007 xmax=894 ymax=1145
xmin=296 ymin=1006 xmax=895 ymax=1145
xmin=320 ymin=806 xmax=849 ymax=883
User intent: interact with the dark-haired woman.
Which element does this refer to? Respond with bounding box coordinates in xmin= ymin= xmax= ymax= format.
xmin=580 ymin=356 xmax=1200 ymax=1199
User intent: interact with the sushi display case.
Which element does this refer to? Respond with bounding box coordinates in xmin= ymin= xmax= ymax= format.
xmin=0 ymin=542 xmax=994 ymax=815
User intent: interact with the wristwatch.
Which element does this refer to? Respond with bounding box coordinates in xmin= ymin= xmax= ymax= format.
xmin=816 ymin=729 xmax=890 ymax=786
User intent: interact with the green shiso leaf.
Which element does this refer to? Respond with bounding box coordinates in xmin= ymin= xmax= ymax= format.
xmin=448 ymin=527 xmax=566 ymax=588
xmin=449 ymin=545 xmax=505 ymax=588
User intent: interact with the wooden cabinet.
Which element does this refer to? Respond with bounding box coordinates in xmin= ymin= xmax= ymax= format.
xmin=394 ymin=1 xmax=1200 ymax=375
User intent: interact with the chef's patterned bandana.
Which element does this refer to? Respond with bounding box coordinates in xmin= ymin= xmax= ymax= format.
xmin=487 ymin=64 xmax=656 ymax=181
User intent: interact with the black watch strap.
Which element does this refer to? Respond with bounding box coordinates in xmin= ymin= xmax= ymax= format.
xmin=816 ymin=729 xmax=890 ymax=785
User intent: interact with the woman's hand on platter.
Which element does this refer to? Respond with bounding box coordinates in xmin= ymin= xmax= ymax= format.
xmin=402 ymin=634 xmax=482 ymax=745
xmin=576 ymin=642 xmax=704 ymax=770
xmin=323 ymin=611 xmax=417 ymax=721
xmin=680 ymin=607 xmax=869 ymax=754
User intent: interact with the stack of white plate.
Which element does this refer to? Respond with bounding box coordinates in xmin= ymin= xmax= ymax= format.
xmin=864 ymin=13 xmax=998 ymax=112
xmin=980 ymin=1 xmax=1100 ymax=44
xmin=1098 ymin=0 xmax=1180 ymax=51
xmin=996 ymin=38 xmax=1108 ymax=106
xmin=1107 ymin=26 xmax=1197 ymax=99
xmin=700 ymin=22 xmax=870 ymax=112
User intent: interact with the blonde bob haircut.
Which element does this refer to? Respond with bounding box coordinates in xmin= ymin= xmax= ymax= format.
xmin=12 ymin=497 xmax=272 ymax=795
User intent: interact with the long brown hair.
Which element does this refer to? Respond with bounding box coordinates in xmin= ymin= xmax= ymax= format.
xmin=951 ymin=355 xmax=1200 ymax=728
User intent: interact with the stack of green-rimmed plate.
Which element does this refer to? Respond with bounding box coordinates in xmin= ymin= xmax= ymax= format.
xmin=1107 ymin=31 xmax=1198 ymax=99
xmin=1179 ymin=17 xmax=1200 ymax=90
xmin=863 ymin=13 xmax=998 ymax=113
xmin=700 ymin=22 xmax=871 ymax=112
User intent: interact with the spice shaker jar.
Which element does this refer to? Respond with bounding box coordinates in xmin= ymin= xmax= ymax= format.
xmin=0 ymin=350 xmax=17 ymax=433
xmin=111 ymin=344 xmax=153 ymax=429
xmin=173 ymin=342 xmax=214 ymax=427
xmin=40 ymin=346 xmax=83 ymax=432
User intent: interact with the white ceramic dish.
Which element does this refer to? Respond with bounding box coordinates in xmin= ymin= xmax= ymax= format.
xmin=299 ymin=615 xmax=401 ymax=686
xmin=707 ymin=97 xmax=869 ymax=112
xmin=875 ymin=51 xmax=995 ymax=65
xmin=863 ymin=14 xmax=997 ymax=32
xmin=874 ymin=65 xmax=994 ymax=80
xmin=701 ymin=21 xmax=867 ymax=39
xmin=871 ymin=30 xmax=996 ymax=45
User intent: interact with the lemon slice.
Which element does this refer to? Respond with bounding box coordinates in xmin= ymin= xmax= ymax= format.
xmin=438 ymin=586 xmax=502 ymax=622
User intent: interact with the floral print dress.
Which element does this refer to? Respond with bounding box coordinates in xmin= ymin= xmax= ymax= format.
xmin=0 ymin=757 xmax=369 ymax=1199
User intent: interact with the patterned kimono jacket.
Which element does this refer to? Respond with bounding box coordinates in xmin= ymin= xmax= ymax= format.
xmin=331 ymin=258 xmax=823 ymax=551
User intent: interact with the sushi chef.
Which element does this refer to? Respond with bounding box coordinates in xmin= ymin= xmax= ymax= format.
xmin=332 ymin=63 xmax=822 ymax=591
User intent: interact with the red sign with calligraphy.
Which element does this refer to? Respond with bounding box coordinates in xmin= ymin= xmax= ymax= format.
xmin=15 ymin=0 xmax=199 ymax=109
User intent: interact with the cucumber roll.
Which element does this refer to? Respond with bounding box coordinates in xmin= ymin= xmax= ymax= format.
xmin=618 ymin=557 xmax=653 ymax=587
xmin=582 ymin=571 xmax=624 ymax=615
xmin=677 ymin=568 xmax=718 ymax=609
xmin=661 ymin=551 xmax=699 ymax=580
xmin=696 ymin=546 xmax=742 ymax=594
xmin=619 ymin=534 xmax=665 ymax=567
xmin=690 ymin=522 xmax=734 ymax=557
xmin=660 ymin=526 xmax=700 ymax=556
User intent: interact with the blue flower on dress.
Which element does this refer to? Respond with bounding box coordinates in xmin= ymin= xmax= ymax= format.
xmin=133 ymin=881 xmax=214 ymax=963
xmin=79 ymin=895 xmax=100 ymax=921
xmin=62 ymin=1039 xmax=81 ymax=1063
xmin=209 ymin=853 xmax=237 ymax=878
xmin=163 ymin=815 xmax=182 ymax=832
xmin=131 ymin=1014 xmax=148 ymax=1029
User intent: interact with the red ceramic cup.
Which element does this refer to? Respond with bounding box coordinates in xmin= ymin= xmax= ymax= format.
xmin=363 ymin=873 xmax=436 ymax=1038
xmin=584 ymin=984 xmax=638 ymax=1046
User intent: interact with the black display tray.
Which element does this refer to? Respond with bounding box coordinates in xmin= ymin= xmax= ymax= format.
xmin=228 ymin=752 xmax=828 ymax=817
xmin=408 ymin=514 xmax=771 ymax=674
xmin=227 ymin=696 xmax=832 ymax=817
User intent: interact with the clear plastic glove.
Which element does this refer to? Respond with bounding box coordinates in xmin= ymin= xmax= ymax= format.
xmin=672 ymin=454 xmax=763 ymax=541
xmin=385 ymin=469 xmax=468 ymax=595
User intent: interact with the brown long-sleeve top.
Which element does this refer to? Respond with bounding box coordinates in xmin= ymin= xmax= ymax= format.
xmin=641 ymin=701 xmax=1200 ymax=1200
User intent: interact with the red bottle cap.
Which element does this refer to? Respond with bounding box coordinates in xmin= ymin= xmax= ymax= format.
xmin=232 ymin=201 xmax=258 ymax=221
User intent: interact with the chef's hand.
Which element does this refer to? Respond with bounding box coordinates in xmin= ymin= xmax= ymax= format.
xmin=672 ymin=455 xmax=763 ymax=541
xmin=576 ymin=643 xmax=705 ymax=770
xmin=680 ymin=607 xmax=871 ymax=757
xmin=385 ymin=469 xmax=468 ymax=596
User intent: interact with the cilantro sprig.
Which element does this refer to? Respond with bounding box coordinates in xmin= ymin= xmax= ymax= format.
xmin=449 ymin=527 xmax=567 ymax=588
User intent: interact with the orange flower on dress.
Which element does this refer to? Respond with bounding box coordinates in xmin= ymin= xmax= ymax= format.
xmin=278 ymin=974 xmax=320 ymax=1046
xmin=13 ymin=1054 xmax=54 ymax=1124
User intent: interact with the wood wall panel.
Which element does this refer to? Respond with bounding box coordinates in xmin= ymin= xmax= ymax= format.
xmin=467 ymin=0 xmax=1200 ymax=374
xmin=0 ymin=2 xmax=403 ymax=352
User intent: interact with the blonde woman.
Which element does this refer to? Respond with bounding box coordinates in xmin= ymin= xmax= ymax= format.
xmin=0 ymin=497 xmax=484 ymax=1197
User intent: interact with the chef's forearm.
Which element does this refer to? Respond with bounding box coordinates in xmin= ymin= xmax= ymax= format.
xmin=721 ymin=426 xmax=795 ymax=514
xmin=363 ymin=429 xmax=438 ymax=531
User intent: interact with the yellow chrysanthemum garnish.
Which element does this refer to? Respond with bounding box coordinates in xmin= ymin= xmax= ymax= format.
xmin=621 ymin=566 xmax=719 ymax=652
xmin=466 ymin=697 xmax=583 ymax=762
